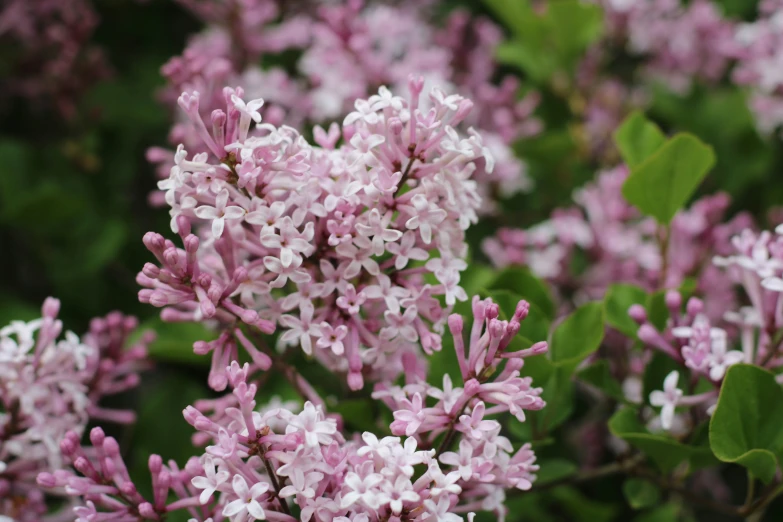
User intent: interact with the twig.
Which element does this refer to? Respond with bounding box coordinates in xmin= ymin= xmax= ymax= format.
xmin=525 ymin=454 xmax=645 ymax=494
xmin=260 ymin=452 xmax=292 ymax=516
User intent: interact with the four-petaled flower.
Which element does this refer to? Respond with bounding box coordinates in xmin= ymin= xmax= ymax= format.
xmin=649 ymin=371 xmax=683 ymax=431
xmin=194 ymin=189 xmax=246 ymax=238
xmin=192 ymin=455 xmax=230 ymax=505
xmin=222 ymin=474 xmax=270 ymax=521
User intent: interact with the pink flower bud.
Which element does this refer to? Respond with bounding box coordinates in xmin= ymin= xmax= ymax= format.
xmin=628 ymin=304 xmax=647 ymax=324
xmin=148 ymin=455 xmax=163 ymax=473
xmin=89 ymin=427 xmax=105 ymax=447
xmin=37 ymin=473 xmax=57 ymax=488
xmin=665 ymin=290 xmax=682 ymax=309
xmin=448 ymin=313 xmax=464 ymax=335
xmin=686 ymin=297 xmax=704 ymax=317
xmin=42 ymin=297 xmax=60 ymax=319
xmin=138 ymin=502 xmax=157 ymax=518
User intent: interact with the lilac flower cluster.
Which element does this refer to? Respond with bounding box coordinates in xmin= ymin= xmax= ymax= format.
xmin=565 ymin=0 xmax=737 ymax=161
xmin=614 ymin=222 xmax=783 ymax=434
xmin=38 ymin=294 xmax=547 ymax=522
xmin=597 ymin=0 xmax=736 ymax=92
xmin=0 ymin=0 xmax=110 ymax=117
xmin=0 ymin=298 xmax=151 ymax=521
xmin=731 ymin=0 xmax=783 ymax=134
xmin=483 ymin=166 xmax=749 ymax=318
xmin=141 ymin=81 xmax=492 ymax=391
xmin=152 ymin=0 xmax=541 ymax=207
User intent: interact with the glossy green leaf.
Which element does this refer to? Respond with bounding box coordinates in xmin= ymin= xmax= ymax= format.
xmin=645 ymin=290 xmax=670 ymax=330
xmin=632 ymin=504 xmax=679 ymax=522
xmin=136 ymin=318 xmax=216 ymax=366
xmin=332 ymin=398 xmax=378 ymax=433
xmin=577 ymin=360 xmax=625 ymax=401
xmin=614 ymin=112 xmax=667 ymax=168
xmin=536 ymin=459 xmax=578 ymax=486
xmin=485 ymin=0 xmax=602 ymax=83
xmin=604 ymin=283 xmax=647 ymax=337
xmin=622 ymin=134 xmax=716 ymax=224
xmin=550 ymin=302 xmax=605 ymax=371
xmin=623 ymin=478 xmax=660 ymax=510
xmin=710 ymin=364 xmax=783 ymax=483
xmin=609 ymin=407 xmax=711 ymax=473
xmin=533 ymin=364 xmax=574 ymax=434
xmin=488 ymin=266 xmax=555 ymax=320
xmin=549 ymin=487 xmax=619 ymax=522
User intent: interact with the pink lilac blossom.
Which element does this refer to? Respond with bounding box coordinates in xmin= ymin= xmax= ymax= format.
xmin=572 ymin=0 xmax=735 ymax=160
xmin=731 ymin=0 xmax=783 ymax=134
xmin=39 ymin=295 xmax=547 ymax=522
xmin=0 ymin=0 xmax=110 ymax=118
xmin=140 ymin=81 xmax=491 ymax=391
xmin=482 ymin=165 xmax=750 ymax=319
xmin=152 ymin=2 xmax=541 ymax=207
xmin=173 ymin=0 xmax=311 ymax=66
xmin=573 ymin=51 xmax=649 ymax=163
xmin=0 ymin=298 xmax=151 ymax=521
xmin=596 ymin=0 xmax=736 ymax=92
xmin=623 ymin=221 xmax=783 ymax=433
xmin=713 ymin=225 xmax=783 ymax=365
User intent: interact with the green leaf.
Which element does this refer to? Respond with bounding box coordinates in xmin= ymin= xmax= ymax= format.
xmin=536 ymin=459 xmax=578 ymax=486
xmin=632 ymin=504 xmax=680 ymax=522
xmin=614 ymin=112 xmax=666 ymax=168
xmin=577 ymin=360 xmax=625 ymax=401
xmin=609 ymin=407 xmax=711 ymax=472
xmin=482 ymin=0 xmax=538 ymax=38
xmin=488 ymin=267 xmax=555 ymax=320
xmin=547 ymin=1 xmax=604 ymax=67
xmin=604 ymin=284 xmax=647 ymax=337
xmin=130 ymin=371 xmax=209 ymax=498
xmin=549 ymin=487 xmax=619 ymax=522
xmin=332 ymin=398 xmax=378 ymax=433
xmin=645 ymin=290 xmax=670 ymax=330
xmin=621 ymin=134 xmax=716 ymax=224
xmin=678 ymin=277 xmax=698 ymax=301
xmin=485 ymin=0 xmax=602 ymax=83
xmin=710 ymin=364 xmax=783 ymax=483
xmin=79 ymin=219 xmax=127 ymax=274
xmin=623 ymin=478 xmax=661 ymax=510
xmin=137 ymin=318 xmax=217 ymax=366
xmin=550 ymin=302 xmax=605 ymax=371
xmin=533 ymin=364 xmax=574 ymax=433
xmin=460 ymin=264 xmax=496 ymax=297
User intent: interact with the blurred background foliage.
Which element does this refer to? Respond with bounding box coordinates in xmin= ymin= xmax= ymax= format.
xmin=1 ymin=0 xmax=783 ymax=520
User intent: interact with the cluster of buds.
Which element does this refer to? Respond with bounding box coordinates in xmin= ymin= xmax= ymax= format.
xmin=483 ymin=166 xmax=749 ymax=319
xmin=41 ymin=294 xmax=547 ymax=522
xmin=616 ymin=222 xmax=783 ymax=435
xmin=731 ymin=0 xmax=783 ymax=134
xmin=0 ymin=299 xmax=151 ymax=521
xmin=0 ymin=0 xmax=111 ymax=118
xmin=140 ymin=81 xmax=492 ymax=391
xmin=153 ymin=1 xmax=541 ymax=207
xmin=596 ymin=0 xmax=736 ymax=91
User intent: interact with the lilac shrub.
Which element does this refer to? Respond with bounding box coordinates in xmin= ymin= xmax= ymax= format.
xmin=12 ymin=2 xmax=783 ymax=521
